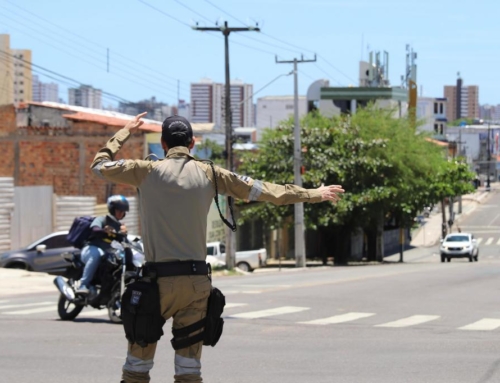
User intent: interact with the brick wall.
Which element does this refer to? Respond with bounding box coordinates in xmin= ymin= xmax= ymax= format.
xmin=0 ymin=106 xmax=146 ymax=203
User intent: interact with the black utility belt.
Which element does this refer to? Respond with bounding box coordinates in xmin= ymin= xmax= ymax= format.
xmin=143 ymin=261 xmax=209 ymax=278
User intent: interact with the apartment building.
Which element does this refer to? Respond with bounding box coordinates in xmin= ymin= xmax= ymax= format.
xmin=68 ymin=85 xmax=102 ymax=109
xmin=417 ymin=97 xmax=447 ymax=135
xmin=0 ymin=34 xmax=33 ymax=105
xmin=444 ymin=76 xmax=479 ymax=122
xmin=190 ymin=78 xmax=253 ymax=129
xmin=256 ymin=95 xmax=307 ymax=141
xmin=32 ymin=75 xmax=59 ymax=102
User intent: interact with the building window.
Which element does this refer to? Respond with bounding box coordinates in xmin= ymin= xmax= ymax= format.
xmin=19 ymin=90 xmax=23 ymax=94
xmin=440 ymin=103 xmax=443 ymax=114
xmin=20 ymin=81 xmax=23 ymax=85
xmin=434 ymin=103 xmax=438 ymax=114
xmin=434 ymin=123 xmax=438 ymax=133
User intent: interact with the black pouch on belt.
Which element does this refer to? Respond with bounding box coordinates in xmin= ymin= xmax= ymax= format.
xmin=121 ymin=278 xmax=166 ymax=348
xmin=170 ymin=286 xmax=226 ymax=350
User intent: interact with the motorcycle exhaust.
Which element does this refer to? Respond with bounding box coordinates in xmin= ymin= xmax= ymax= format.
xmin=53 ymin=276 xmax=76 ymax=301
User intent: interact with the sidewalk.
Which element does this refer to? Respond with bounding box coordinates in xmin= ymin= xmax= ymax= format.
xmin=409 ymin=184 xmax=496 ymax=248
xmin=0 ymin=268 xmax=56 ymax=296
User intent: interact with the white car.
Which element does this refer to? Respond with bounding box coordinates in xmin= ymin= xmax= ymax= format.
xmin=440 ymin=233 xmax=479 ymax=263
xmin=206 ymin=241 xmax=267 ymax=272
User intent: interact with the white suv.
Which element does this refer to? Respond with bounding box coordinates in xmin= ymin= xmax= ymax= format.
xmin=440 ymin=233 xmax=479 ymax=263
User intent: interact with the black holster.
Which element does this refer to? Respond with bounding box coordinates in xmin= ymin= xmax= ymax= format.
xmin=121 ymin=278 xmax=166 ymax=348
xmin=170 ymin=287 xmax=226 ymax=350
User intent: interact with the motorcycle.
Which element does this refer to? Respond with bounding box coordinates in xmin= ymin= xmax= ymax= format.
xmin=53 ymin=237 xmax=145 ymax=323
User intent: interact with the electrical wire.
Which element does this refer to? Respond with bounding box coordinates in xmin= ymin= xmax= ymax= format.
xmin=0 ymin=50 xmax=132 ymax=104
xmin=3 ymin=0 xmax=190 ymax=93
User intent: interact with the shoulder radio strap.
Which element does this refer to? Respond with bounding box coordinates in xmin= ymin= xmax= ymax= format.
xmin=198 ymin=159 xmax=237 ymax=232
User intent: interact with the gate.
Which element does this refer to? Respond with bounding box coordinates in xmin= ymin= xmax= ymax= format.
xmin=0 ymin=178 xmax=15 ymax=252
xmin=11 ymin=186 xmax=53 ymax=249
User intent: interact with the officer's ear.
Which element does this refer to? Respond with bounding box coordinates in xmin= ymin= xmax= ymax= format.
xmin=188 ymin=138 xmax=195 ymax=150
xmin=161 ymin=138 xmax=169 ymax=152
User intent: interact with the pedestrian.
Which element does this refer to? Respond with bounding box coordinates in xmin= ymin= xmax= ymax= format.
xmin=90 ymin=112 xmax=344 ymax=383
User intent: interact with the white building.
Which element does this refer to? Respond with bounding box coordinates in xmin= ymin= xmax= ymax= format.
xmin=68 ymin=85 xmax=102 ymax=109
xmin=190 ymin=78 xmax=253 ymax=129
xmin=256 ymin=96 xmax=307 ymax=141
xmin=32 ymin=75 xmax=59 ymax=103
xmin=417 ymin=97 xmax=447 ymax=134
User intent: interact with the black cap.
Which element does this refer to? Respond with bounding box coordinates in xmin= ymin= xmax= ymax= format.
xmin=162 ymin=115 xmax=193 ymax=143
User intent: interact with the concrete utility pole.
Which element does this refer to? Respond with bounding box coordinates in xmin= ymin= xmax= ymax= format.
xmin=193 ymin=21 xmax=260 ymax=269
xmin=275 ymin=54 xmax=316 ymax=267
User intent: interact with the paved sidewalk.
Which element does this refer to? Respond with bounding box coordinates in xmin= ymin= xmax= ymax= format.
xmin=410 ymin=184 xmax=496 ymax=248
xmin=0 ymin=268 xmax=56 ymax=296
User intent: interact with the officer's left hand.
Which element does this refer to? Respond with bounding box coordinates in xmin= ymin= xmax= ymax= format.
xmin=124 ymin=112 xmax=147 ymax=133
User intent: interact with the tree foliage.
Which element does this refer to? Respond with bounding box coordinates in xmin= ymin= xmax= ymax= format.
xmin=238 ymin=106 xmax=475 ymax=232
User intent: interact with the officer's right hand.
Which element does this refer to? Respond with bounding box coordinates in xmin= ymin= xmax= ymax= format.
xmin=317 ymin=184 xmax=344 ymax=203
xmin=124 ymin=112 xmax=147 ymax=133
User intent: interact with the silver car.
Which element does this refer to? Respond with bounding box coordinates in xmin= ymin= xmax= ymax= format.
xmin=440 ymin=233 xmax=479 ymax=263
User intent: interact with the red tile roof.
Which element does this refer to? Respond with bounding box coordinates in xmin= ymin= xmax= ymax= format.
xmin=62 ymin=112 xmax=161 ymax=132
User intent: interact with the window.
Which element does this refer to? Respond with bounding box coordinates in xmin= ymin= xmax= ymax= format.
xmin=20 ymin=81 xmax=23 ymax=85
xmin=434 ymin=103 xmax=438 ymax=114
xmin=42 ymin=235 xmax=72 ymax=249
xmin=219 ymin=243 xmax=226 ymax=254
xmin=434 ymin=123 xmax=438 ymax=133
xmin=440 ymin=103 xmax=443 ymax=114
xmin=207 ymin=246 xmax=215 ymax=256
xmin=19 ymin=90 xmax=23 ymax=94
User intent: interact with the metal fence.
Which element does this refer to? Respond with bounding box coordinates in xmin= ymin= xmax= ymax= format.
xmin=0 ymin=178 xmax=15 ymax=252
xmin=95 ymin=196 xmax=140 ymax=236
xmin=54 ymin=196 xmax=96 ymax=232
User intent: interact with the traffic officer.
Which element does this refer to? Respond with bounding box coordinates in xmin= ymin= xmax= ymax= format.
xmin=90 ymin=112 xmax=344 ymax=383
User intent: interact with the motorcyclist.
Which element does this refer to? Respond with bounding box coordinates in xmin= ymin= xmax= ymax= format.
xmin=76 ymin=195 xmax=129 ymax=295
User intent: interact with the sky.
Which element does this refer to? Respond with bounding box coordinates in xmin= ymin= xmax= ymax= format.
xmin=1 ymin=0 xmax=498 ymax=108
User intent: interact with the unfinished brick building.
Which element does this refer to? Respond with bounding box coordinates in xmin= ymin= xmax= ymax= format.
xmin=0 ymin=102 xmax=161 ymax=203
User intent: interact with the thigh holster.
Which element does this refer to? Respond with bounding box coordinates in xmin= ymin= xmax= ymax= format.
xmin=121 ymin=278 xmax=166 ymax=348
xmin=170 ymin=287 xmax=226 ymax=350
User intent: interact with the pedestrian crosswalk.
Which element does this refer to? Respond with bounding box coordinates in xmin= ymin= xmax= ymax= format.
xmin=1 ymin=298 xmax=500 ymax=331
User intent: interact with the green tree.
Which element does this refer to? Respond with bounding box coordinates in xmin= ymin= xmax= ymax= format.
xmin=238 ymin=106 xmax=474 ymax=264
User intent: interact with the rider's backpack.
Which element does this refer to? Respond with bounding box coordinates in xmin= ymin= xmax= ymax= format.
xmin=67 ymin=216 xmax=95 ymax=249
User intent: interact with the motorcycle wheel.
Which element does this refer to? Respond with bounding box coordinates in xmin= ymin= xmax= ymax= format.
xmin=57 ymin=293 xmax=84 ymax=320
xmin=107 ymin=290 xmax=122 ymax=324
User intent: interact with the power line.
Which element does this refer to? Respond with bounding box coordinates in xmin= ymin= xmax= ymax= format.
xmin=2 ymin=0 xmax=190 ymax=93
xmin=0 ymin=17 xmax=181 ymax=101
xmin=0 ymin=50 xmax=132 ymax=104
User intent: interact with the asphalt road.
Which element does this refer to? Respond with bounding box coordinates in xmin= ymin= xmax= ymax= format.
xmin=2 ymin=192 xmax=500 ymax=383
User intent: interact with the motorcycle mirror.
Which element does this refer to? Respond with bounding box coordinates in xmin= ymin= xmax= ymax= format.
xmin=36 ymin=244 xmax=47 ymax=253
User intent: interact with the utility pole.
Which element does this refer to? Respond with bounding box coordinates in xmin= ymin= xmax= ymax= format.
xmin=487 ymin=122 xmax=491 ymax=190
xmin=276 ymin=54 xmax=316 ymax=267
xmin=193 ymin=21 xmax=260 ymax=269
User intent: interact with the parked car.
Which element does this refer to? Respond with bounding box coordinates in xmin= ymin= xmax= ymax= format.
xmin=0 ymin=230 xmax=142 ymax=275
xmin=206 ymin=241 xmax=267 ymax=272
xmin=440 ymin=233 xmax=479 ymax=263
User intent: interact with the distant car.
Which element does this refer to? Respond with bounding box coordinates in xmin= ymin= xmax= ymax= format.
xmin=0 ymin=231 xmax=142 ymax=275
xmin=206 ymin=241 xmax=267 ymax=272
xmin=440 ymin=233 xmax=479 ymax=263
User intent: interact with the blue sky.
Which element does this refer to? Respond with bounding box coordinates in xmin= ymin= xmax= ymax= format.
xmin=1 ymin=0 xmax=498 ymax=108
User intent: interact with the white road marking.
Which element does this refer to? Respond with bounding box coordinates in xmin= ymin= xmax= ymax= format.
xmin=299 ymin=312 xmax=375 ymax=325
xmin=229 ymin=306 xmax=309 ymax=319
xmin=485 ymin=237 xmax=494 ymax=245
xmin=5 ymin=306 xmax=56 ymax=315
xmin=375 ymin=315 xmax=440 ymax=328
xmin=476 ymin=238 xmax=483 ymax=245
xmin=0 ymin=302 xmax=53 ymax=311
xmin=459 ymin=319 xmax=500 ymax=331
xmin=0 ymin=300 xmax=10 ymax=304
xmin=497 ymin=238 xmax=500 ymax=245
xmin=225 ymin=303 xmax=248 ymax=309
xmin=223 ymin=290 xmax=262 ymax=294
xmin=78 ymin=310 xmax=109 ymax=317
